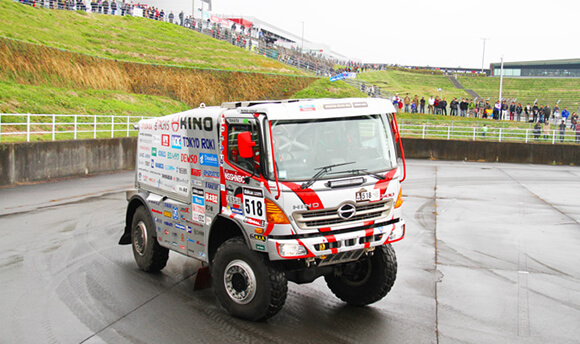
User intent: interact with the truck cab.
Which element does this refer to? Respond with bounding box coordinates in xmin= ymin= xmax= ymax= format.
xmin=121 ymin=98 xmax=406 ymax=321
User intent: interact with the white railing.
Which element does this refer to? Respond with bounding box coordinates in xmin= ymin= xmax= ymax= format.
xmin=399 ymin=122 xmax=579 ymax=144
xmin=0 ymin=114 xmax=153 ymax=142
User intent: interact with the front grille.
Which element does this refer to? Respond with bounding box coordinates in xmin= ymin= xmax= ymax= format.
xmin=317 ymin=249 xmax=366 ymax=266
xmin=293 ymin=200 xmax=392 ymax=230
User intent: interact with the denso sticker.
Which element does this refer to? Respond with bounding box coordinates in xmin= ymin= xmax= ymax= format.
xmin=199 ymin=153 xmax=219 ymax=167
xmin=181 ymin=154 xmax=197 ymax=163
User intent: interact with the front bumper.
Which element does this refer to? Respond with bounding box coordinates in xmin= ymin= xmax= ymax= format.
xmin=266 ymin=218 xmax=406 ymax=262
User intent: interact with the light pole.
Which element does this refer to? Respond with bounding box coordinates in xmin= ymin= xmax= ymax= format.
xmin=481 ymin=38 xmax=488 ymax=73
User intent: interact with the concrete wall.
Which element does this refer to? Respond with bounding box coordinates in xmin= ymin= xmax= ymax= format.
xmin=402 ymin=138 xmax=580 ymax=165
xmin=0 ymin=137 xmax=136 ymax=186
xmin=0 ymin=137 xmax=578 ymax=187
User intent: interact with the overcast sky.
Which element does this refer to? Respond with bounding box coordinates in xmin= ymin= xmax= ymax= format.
xmin=146 ymin=0 xmax=580 ymax=69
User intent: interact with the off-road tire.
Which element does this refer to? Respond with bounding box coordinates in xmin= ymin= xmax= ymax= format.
xmin=212 ymin=237 xmax=287 ymax=321
xmin=325 ymin=244 xmax=397 ymax=306
xmin=131 ymin=206 xmax=169 ymax=272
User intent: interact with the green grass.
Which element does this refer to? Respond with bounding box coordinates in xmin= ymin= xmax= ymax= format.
xmin=0 ymin=0 xmax=304 ymax=75
xmin=0 ymin=80 xmax=189 ymax=116
xmin=292 ymin=78 xmax=366 ymax=98
xmin=356 ymin=70 xmax=470 ymax=101
xmin=457 ymin=76 xmax=580 ymax=111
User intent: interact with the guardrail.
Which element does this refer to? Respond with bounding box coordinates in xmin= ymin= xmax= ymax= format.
xmin=2 ymin=114 xmax=579 ymax=145
xmin=399 ymin=122 xmax=579 ymax=144
xmin=0 ymin=114 xmax=151 ymax=142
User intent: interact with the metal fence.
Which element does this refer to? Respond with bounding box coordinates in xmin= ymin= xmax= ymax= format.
xmin=2 ymin=114 xmax=579 ymax=145
xmin=0 ymin=114 xmax=150 ymax=142
xmin=399 ymin=121 xmax=580 ymax=145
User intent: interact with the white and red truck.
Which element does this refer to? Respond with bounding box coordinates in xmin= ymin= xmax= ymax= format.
xmin=119 ymin=98 xmax=407 ymax=321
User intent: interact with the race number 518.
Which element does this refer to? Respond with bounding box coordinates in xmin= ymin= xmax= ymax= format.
xmin=243 ymin=188 xmax=265 ymax=220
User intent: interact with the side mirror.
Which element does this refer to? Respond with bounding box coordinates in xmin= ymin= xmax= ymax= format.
xmin=237 ymin=131 xmax=256 ymax=159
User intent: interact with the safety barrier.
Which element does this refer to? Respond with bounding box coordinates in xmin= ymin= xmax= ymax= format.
xmin=0 ymin=114 xmax=149 ymax=142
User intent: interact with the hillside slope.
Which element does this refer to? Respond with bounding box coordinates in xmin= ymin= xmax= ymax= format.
xmin=0 ymin=0 xmax=303 ymax=75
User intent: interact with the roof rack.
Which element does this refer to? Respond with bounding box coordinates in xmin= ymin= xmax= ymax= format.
xmin=221 ymin=99 xmax=303 ymax=109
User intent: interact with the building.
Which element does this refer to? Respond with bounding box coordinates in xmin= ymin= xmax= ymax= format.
xmin=490 ymin=59 xmax=580 ymax=77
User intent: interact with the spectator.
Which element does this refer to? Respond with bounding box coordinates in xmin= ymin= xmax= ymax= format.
xmin=561 ymin=107 xmax=569 ymax=125
xmin=449 ymin=98 xmax=458 ymax=116
xmin=576 ymin=120 xmax=580 ymax=143
xmin=434 ymin=96 xmax=440 ymax=114
xmin=392 ymin=93 xmax=400 ymax=112
xmin=90 ymin=0 xmax=96 ymax=12
xmin=509 ymin=101 xmax=516 ymax=121
xmin=501 ymin=101 xmax=508 ymax=120
xmin=542 ymin=104 xmax=551 ymax=124
xmin=411 ymin=95 xmax=418 ymax=113
xmin=439 ymin=98 xmax=448 ymax=115
xmin=110 ymin=0 xmax=116 ymax=14
xmin=459 ymin=98 xmax=468 ymax=117
xmin=420 ymin=96 xmax=426 ymax=113
xmin=403 ymin=93 xmax=410 ymax=113
xmin=515 ymin=103 xmax=523 ymax=122
xmin=532 ymin=103 xmax=539 ymax=122
xmin=493 ymin=101 xmax=501 ymax=120
xmin=533 ymin=122 xmax=541 ymax=140
xmin=468 ymin=99 xmax=475 ymax=117
xmin=102 ymin=0 xmax=108 ymax=14
xmin=481 ymin=124 xmax=488 ymax=137
xmin=543 ymin=121 xmax=550 ymax=140
xmin=558 ymin=120 xmax=566 ymax=142
xmin=179 ymin=10 xmax=184 ymax=26
xmin=168 ymin=11 xmax=174 ymax=24
xmin=120 ymin=0 xmax=126 ymax=15
xmin=428 ymin=96 xmax=435 ymax=114
xmin=571 ymin=112 xmax=578 ymax=130
xmin=524 ymin=103 xmax=531 ymax=122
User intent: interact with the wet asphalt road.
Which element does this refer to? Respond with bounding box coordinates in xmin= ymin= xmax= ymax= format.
xmin=1 ymin=160 xmax=579 ymax=344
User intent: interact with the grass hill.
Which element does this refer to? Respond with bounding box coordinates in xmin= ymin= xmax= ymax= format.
xmin=356 ymin=69 xmax=580 ymax=112
xmin=0 ymin=0 xmax=302 ymax=74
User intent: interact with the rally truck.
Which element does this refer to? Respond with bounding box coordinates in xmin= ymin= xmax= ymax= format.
xmin=119 ymin=98 xmax=407 ymax=321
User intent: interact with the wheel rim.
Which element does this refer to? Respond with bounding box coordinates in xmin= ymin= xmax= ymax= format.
xmin=133 ymin=221 xmax=148 ymax=256
xmin=223 ymin=259 xmax=257 ymax=304
xmin=341 ymin=258 xmax=372 ymax=287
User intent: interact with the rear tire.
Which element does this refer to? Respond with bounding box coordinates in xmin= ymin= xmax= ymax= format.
xmin=325 ymin=244 xmax=397 ymax=306
xmin=212 ymin=237 xmax=287 ymax=321
xmin=131 ymin=206 xmax=169 ymax=272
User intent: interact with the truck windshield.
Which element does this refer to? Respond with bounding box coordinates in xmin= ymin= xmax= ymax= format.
xmin=269 ymin=114 xmax=397 ymax=181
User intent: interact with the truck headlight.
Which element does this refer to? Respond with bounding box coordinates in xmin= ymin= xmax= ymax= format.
xmin=278 ymin=243 xmax=307 ymax=257
xmin=388 ymin=224 xmax=405 ymax=242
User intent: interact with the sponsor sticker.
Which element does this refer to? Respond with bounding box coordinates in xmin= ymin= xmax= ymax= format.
xmin=200 ymin=153 xmax=219 ymax=167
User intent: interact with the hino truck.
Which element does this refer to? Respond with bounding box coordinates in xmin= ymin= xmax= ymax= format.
xmin=119 ymin=98 xmax=407 ymax=321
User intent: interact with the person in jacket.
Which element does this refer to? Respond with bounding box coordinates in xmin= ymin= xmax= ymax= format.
xmin=543 ymin=104 xmax=551 ymax=124
xmin=449 ymin=98 xmax=458 ymax=116
xmin=561 ymin=107 xmax=570 ymax=125
xmin=558 ymin=120 xmax=566 ymax=142
xmin=515 ymin=103 xmax=523 ymax=122
xmin=439 ymin=98 xmax=448 ymax=115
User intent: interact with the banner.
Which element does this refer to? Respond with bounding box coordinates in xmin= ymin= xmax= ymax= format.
xmin=329 ymin=72 xmax=356 ymax=82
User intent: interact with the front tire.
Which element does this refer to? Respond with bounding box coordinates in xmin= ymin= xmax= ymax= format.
xmin=325 ymin=244 xmax=397 ymax=306
xmin=211 ymin=237 xmax=287 ymax=321
xmin=131 ymin=206 xmax=169 ymax=272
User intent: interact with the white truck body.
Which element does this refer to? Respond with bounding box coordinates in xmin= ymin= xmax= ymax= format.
xmin=121 ymin=98 xmax=406 ymax=320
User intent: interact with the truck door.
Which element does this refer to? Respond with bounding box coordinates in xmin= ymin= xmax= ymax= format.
xmin=221 ymin=117 xmax=267 ymax=230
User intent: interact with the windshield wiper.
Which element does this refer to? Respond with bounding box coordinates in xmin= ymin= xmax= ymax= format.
xmin=329 ymin=168 xmax=385 ymax=180
xmin=301 ymin=161 xmax=355 ymax=189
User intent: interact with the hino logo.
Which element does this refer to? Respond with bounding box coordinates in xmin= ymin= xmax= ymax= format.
xmin=293 ymin=203 xmax=320 ymax=210
xmin=337 ymin=203 xmax=356 ymax=220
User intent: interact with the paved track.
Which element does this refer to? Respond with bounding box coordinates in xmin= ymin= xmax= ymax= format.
xmin=1 ymin=160 xmax=579 ymax=344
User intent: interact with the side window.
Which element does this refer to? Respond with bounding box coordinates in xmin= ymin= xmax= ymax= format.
xmin=227 ymin=120 xmax=261 ymax=174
